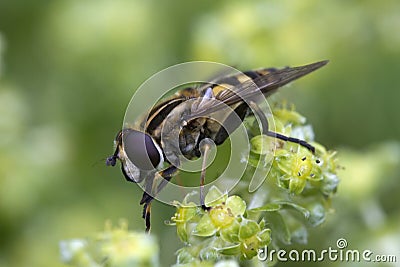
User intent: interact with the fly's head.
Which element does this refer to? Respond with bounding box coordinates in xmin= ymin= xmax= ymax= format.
xmin=106 ymin=129 xmax=164 ymax=183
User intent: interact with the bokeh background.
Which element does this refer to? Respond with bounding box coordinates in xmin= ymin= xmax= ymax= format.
xmin=0 ymin=1 xmax=399 ymax=266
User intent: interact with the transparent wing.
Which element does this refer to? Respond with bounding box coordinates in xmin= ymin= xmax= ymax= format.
xmin=189 ymin=60 xmax=328 ymax=118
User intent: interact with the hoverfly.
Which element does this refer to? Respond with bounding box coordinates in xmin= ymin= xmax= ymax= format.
xmin=107 ymin=60 xmax=328 ymax=232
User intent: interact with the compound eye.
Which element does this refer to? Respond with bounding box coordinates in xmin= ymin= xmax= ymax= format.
xmin=123 ymin=130 xmax=161 ymax=170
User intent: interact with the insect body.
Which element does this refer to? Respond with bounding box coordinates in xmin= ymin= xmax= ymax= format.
xmin=107 ymin=61 xmax=328 ymax=232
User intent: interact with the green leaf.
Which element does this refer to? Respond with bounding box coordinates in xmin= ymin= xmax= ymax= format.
xmin=216 ymin=244 xmax=241 ymax=256
xmin=192 ymin=214 xmax=218 ymax=237
xmin=182 ymin=191 xmax=199 ymax=206
xmin=289 ymin=177 xmax=307 ymax=194
xmin=250 ymin=135 xmax=271 ymax=155
xmin=308 ymin=203 xmax=326 ymax=227
xmin=175 ymin=248 xmax=195 ymax=264
xmin=320 ymin=172 xmax=339 ymax=196
xmin=199 ymin=247 xmax=218 ymax=262
xmin=276 ymin=201 xmax=310 ymax=219
xmin=258 ymin=219 xmax=266 ymax=229
xmin=176 ymin=223 xmax=188 ymax=243
xmin=273 ymin=109 xmax=306 ymax=125
xmin=257 ymin=229 xmax=271 ymax=246
xmin=290 ymin=225 xmax=308 ymax=245
xmin=267 ymin=212 xmax=291 ymax=245
xmin=248 ymin=203 xmax=281 ymax=213
xmin=226 ymin=196 xmax=246 ymax=216
xmin=205 ymin=186 xmax=227 ymax=207
xmin=239 ymin=219 xmax=260 ymax=240
xmin=220 ymin=220 xmax=240 ymax=243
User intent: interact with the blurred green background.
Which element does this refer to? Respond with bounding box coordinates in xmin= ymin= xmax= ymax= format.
xmin=0 ymin=1 xmax=399 ymax=266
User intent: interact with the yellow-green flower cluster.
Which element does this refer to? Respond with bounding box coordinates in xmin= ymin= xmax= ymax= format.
xmin=60 ymin=220 xmax=159 ymax=267
xmin=248 ymin=103 xmax=339 ymax=197
xmin=170 ymin=187 xmax=271 ymax=264
xmin=171 ymin=103 xmax=340 ymax=266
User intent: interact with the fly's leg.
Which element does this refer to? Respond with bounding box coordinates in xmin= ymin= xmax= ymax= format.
xmin=249 ymin=101 xmax=315 ymax=153
xmin=199 ymin=139 xmax=213 ymax=210
xmin=142 ymin=202 xmax=152 ymax=233
xmin=265 ymin=132 xmax=315 ymax=153
xmin=139 ymin=165 xmax=178 ymax=233
xmin=248 ymin=101 xmax=269 ymax=134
